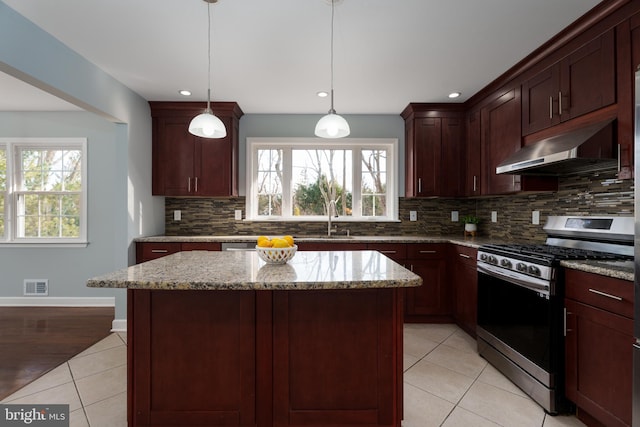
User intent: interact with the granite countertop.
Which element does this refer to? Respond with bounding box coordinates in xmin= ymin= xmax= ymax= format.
xmin=87 ymin=250 xmax=423 ymax=290
xmin=135 ymin=234 xmax=499 ymax=249
xmin=560 ymin=259 xmax=634 ymax=282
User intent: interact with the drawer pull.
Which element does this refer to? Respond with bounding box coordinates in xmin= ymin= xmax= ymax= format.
xmin=380 ymin=250 xmax=397 ymax=254
xmin=459 ymin=253 xmax=471 ymax=259
xmin=151 ymin=249 xmax=169 ymax=253
xmin=419 ymin=250 xmax=437 ymax=254
xmin=588 ymin=288 xmax=623 ymax=301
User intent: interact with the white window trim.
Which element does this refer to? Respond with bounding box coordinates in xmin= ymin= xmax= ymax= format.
xmin=246 ymin=137 xmax=398 ymax=222
xmin=0 ymin=138 xmax=88 ymax=247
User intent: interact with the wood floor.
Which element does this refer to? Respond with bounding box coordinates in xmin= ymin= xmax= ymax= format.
xmin=0 ymin=306 xmax=114 ymax=400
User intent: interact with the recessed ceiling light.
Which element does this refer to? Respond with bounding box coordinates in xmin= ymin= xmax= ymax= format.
xmin=317 ymin=91 xmax=329 ymax=98
xmin=448 ymin=92 xmax=461 ymax=99
xmin=179 ymin=90 xmax=192 ymax=96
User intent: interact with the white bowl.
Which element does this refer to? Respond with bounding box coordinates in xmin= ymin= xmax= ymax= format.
xmin=255 ymin=245 xmax=297 ymax=264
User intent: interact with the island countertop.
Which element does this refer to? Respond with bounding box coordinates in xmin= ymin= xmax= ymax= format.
xmin=87 ymin=249 xmax=422 ymax=290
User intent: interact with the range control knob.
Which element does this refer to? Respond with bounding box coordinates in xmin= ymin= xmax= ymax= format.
xmin=480 ymin=253 xmax=488 ymax=261
xmin=528 ymin=265 xmax=541 ymax=276
xmin=488 ymin=255 xmax=498 ymax=264
xmin=516 ymin=262 xmax=527 ymax=272
xmin=500 ymin=259 xmax=512 ymax=268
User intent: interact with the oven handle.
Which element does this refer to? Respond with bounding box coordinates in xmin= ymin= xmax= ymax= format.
xmin=478 ymin=263 xmax=551 ymax=296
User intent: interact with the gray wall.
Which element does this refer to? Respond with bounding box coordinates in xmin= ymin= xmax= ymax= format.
xmin=0 ymin=1 xmax=164 ymax=320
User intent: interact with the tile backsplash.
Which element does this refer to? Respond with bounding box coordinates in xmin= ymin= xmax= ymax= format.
xmin=164 ymin=170 xmax=633 ymax=243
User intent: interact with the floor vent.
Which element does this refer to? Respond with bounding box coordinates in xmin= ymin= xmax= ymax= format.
xmin=24 ymin=279 xmax=48 ymax=296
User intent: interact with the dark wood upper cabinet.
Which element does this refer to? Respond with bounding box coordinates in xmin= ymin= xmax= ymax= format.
xmin=402 ymin=105 xmax=465 ymax=198
xmin=150 ymin=102 xmax=243 ymax=197
xmin=522 ymin=29 xmax=616 ymax=135
xmin=464 ymin=111 xmax=481 ymax=196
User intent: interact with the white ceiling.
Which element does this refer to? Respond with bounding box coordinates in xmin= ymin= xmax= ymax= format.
xmin=1 ymin=0 xmax=603 ymax=115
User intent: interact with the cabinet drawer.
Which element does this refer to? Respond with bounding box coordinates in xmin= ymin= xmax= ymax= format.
xmin=137 ymin=242 xmax=182 ymax=263
xmin=367 ymin=243 xmax=406 ymax=262
xmin=565 ymin=269 xmax=633 ymax=319
xmin=181 ymin=242 xmax=221 ymax=251
xmin=406 ymin=243 xmax=446 ymax=259
xmin=451 ymin=245 xmax=477 ymax=266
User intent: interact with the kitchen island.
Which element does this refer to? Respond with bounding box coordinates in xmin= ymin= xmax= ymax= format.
xmin=87 ymin=250 xmax=421 ymax=427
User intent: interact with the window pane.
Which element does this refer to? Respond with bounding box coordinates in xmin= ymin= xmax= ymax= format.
xmin=0 ymin=148 xmax=6 ymax=191
xmin=361 ymin=149 xmax=387 ymax=216
xmin=257 ymin=149 xmax=283 ymax=216
xmin=0 ymin=197 xmax=4 ymax=237
xmin=18 ymin=193 xmax=81 ymax=238
xmin=292 ymin=149 xmax=352 ymax=217
xmin=20 ymin=148 xmax=82 ymax=191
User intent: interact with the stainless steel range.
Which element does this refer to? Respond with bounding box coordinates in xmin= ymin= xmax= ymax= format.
xmin=476 ymin=216 xmax=633 ymax=414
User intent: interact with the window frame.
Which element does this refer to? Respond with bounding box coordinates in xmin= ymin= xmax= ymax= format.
xmin=246 ymin=137 xmax=398 ymax=221
xmin=0 ymin=138 xmax=88 ymax=247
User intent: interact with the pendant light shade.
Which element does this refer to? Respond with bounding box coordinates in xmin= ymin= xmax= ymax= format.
xmin=315 ymin=0 xmax=350 ymax=139
xmin=189 ymin=0 xmax=226 ymax=139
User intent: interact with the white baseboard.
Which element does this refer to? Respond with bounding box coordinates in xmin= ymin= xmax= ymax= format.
xmin=111 ymin=319 xmax=127 ymax=332
xmin=0 ymin=296 xmax=115 ymax=307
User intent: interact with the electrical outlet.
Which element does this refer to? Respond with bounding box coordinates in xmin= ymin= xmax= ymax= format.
xmin=491 ymin=211 xmax=498 ymax=223
xmin=234 ymin=210 xmax=243 ymax=221
xmin=532 ymin=210 xmax=540 ymax=225
xmin=173 ymin=210 xmax=181 ymax=221
xmin=409 ymin=211 xmax=417 ymax=221
xmin=451 ymin=211 xmax=459 ymax=222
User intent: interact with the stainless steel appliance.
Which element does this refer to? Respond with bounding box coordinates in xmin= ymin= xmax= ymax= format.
xmin=477 ymin=216 xmax=633 ymax=415
xmin=633 ymin=67 xmax=640 ymax=427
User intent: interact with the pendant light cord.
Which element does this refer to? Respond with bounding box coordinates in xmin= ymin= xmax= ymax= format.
xmin=206 ymin=1 xmax=212 ymax=111
xmin=329 ymin=0 xmax=335 ymax=114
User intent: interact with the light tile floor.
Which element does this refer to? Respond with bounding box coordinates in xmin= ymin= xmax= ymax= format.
xmin=1 ymin=324 xmax=587 ymax=427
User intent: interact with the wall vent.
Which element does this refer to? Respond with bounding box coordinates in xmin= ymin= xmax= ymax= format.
xmin=24 ymin=279 xmax=48 ymax=296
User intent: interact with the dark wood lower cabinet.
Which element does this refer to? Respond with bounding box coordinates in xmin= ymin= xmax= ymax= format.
xmin=128 ymin=288 xmax=404 ymax=427
xmin=564 ymin=270 xmax=634 ymax=427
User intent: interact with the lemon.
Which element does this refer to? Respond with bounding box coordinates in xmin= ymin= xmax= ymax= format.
xmin=283 ymin=235 xmax=295 ymax=247
xmin=257 ymin=237 xmax=273 ymax=248
xmin=271 ymin=238 xmax=289 ymax=248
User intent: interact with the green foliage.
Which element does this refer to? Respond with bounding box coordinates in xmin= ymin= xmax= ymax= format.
xmin=461 ymin=215 xmax=480 ymax=224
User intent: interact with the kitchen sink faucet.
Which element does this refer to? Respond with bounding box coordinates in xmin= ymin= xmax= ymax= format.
xmin=327 ymin=199 xmax=338 ymax=237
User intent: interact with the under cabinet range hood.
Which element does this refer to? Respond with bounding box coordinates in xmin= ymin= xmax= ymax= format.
xmin=496 ymin=119 xmax=617 ymax=175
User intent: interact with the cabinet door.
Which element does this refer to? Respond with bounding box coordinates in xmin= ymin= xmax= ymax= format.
xmin=404 ymin=244 xmax=450 ymax=322
xmin=195 ymin=116 xmax=236 ymax=196
xmin=153 ymin=117 xmax=196 ymax=196
xmin=481 ymin=88 xmax=522 ymax=195
xmin=450 ymin=245 xmax=477 ymax=337
xmin=130 ymin=290 xmax=257 ymax=426
xmin=522 ymin=65 xmax=561 ymax=135
xmin=367 ymin=243 xmax=406 ymax=264
xmin=565 ymin=298 xmax=633 ymax=427
xmin=413 ymin=118 xmax=441 ymax=197
xmin=560 ymin=29 xmax=616 ymax=120
xmin=441 ymin=117 xmax=464 ymax=197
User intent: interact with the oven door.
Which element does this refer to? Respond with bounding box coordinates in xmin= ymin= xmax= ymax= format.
xmin=476 ymin=262 xmax=564 ymax=413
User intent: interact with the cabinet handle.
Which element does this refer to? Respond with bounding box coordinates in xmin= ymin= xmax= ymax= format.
xmin=558 ymin=91 xmax=563 ymax=116
xmin=459 ymin=253 xmax=471 ymax=259
xmin=549 ymin=96 xmax=553 ymax=119
xmin=188 ymin=177 xmax=192 ymax=193
xmin=617 ymin=144 xmax=621 ymax=172
xmin=418 ymin=178 xmax=422 ymax=194
xmin=563 ymin=308 xmax=573 ymax=336
xmin=473 ymin=175 xmax=477 ymax=192
xmin=419 ymin=250 xmax=436 ymax=254
xmin=588 ymin=288 xmax=623 ymax=301
xmin=380 ymin=250 xmax=397 ymax=254
xmin=195 ymin=177 xmax=199 ymax=192
xmin=151 ymin=249 xmax=169 ymax=253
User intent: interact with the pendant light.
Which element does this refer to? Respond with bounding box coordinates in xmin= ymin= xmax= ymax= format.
xmin=315 ymin=0 xmax=350 ymax=138
xmin=189 ymin=0 xmax=226 ymax=139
